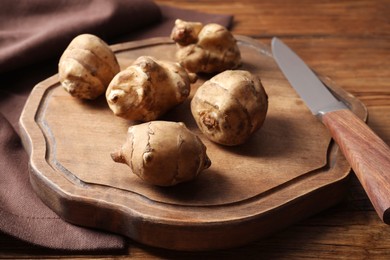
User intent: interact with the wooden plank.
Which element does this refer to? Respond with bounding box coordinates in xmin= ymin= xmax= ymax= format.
xmin=156 ymin=0 xmax=390 ymax=37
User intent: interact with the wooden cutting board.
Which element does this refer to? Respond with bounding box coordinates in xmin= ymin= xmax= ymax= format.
xmin=19 ymin=36 xmax=367 ymax=251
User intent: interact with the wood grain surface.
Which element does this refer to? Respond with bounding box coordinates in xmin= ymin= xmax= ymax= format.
xmin=2 ymin=0 xmax=390 ymax=258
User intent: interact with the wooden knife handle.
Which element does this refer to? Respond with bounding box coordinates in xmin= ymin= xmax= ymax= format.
xmin=322 ymin=109 xmax=390 ymax=224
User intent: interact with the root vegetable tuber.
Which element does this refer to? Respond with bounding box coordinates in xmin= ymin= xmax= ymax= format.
xmin=58 ymin=34 xmax=120 ymax=100
xmin=170 ymin=19 xmax=241 ymax=74
xmin=106 ymin=56 xmax=197 ymax=122
xmin=111 ymin=121 xmax=211 ymax=186
xmin=191 ymin=70 xmax=268 ymax=146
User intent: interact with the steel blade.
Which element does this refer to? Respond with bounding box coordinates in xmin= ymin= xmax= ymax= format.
xmin=271 ymin=37 xmax=347 ymax=117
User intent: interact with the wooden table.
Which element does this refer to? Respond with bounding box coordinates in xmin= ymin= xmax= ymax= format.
xmin=1 ymin=0 xmax=390 ymax=258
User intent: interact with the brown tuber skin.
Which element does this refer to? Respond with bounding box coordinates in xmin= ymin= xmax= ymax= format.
xmin=106 ymin=56 xmax=197 ymax=122
xmin=191 ymin=70 xmax=268 ymax=146
xmin=59 ymin=34 xmax=120 ymax=100
xmin=170 ymin=19 xmax=241 ymax=74
xmin=111 ymin=121 xmax=211 ymax=186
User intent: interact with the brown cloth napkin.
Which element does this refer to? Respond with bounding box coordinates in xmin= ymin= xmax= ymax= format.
xmin=0 ymin=0 xmax=232 ymax=252
xmin=0 ymin=0 xmax=161 ymax=73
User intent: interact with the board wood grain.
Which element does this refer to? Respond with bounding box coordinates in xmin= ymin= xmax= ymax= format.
xmin=19 ymin=36 xmax=367 ymax=251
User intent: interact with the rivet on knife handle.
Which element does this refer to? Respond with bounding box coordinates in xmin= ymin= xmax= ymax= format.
xmin=272 ymin=37 xmax=390 ymax=224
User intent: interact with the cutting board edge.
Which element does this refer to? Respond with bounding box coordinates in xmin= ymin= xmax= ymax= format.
xmin=26 ymin=151 xmax=350 ymax=251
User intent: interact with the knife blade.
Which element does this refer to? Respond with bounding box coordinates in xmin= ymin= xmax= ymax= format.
xmin=272 ymin=37 xmax=390 ymax=224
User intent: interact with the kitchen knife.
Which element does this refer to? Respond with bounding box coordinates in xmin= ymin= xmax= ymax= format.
xmin=271 ymin=37 xmax=390 ymax=224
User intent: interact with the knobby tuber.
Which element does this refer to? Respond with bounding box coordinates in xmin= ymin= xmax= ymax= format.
xmin=191 ymin=70 xmax=268 ymax=146
xmin=170 ymin=19 xmax=241 ymax=74
xmin=106 ymin=56 xmax=197 ymax=122
xmin=111 ymin=121 xmax=211 ymax=186
xmin=58 ymin=34 xmax=120 ymax=100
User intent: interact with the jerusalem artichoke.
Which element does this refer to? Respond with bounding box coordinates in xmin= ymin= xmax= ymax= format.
xmin=111 ymin=121 xmax=211 ymax=186
xmin=58 ymin=34 xmax=120 ymax=100
xmin=191 ymin=70 xmax=268 ymax=146
xmin=170 ymin=19 xmax=241 ymax=74
xmin=106 ymin=56 xmax=197 ymax=122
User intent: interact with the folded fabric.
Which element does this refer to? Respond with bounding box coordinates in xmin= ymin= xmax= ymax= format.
xmin=0 ymin=0 xmax=232 ymax=252
xmin=0 ymin=0 xmax=161 ymax=73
